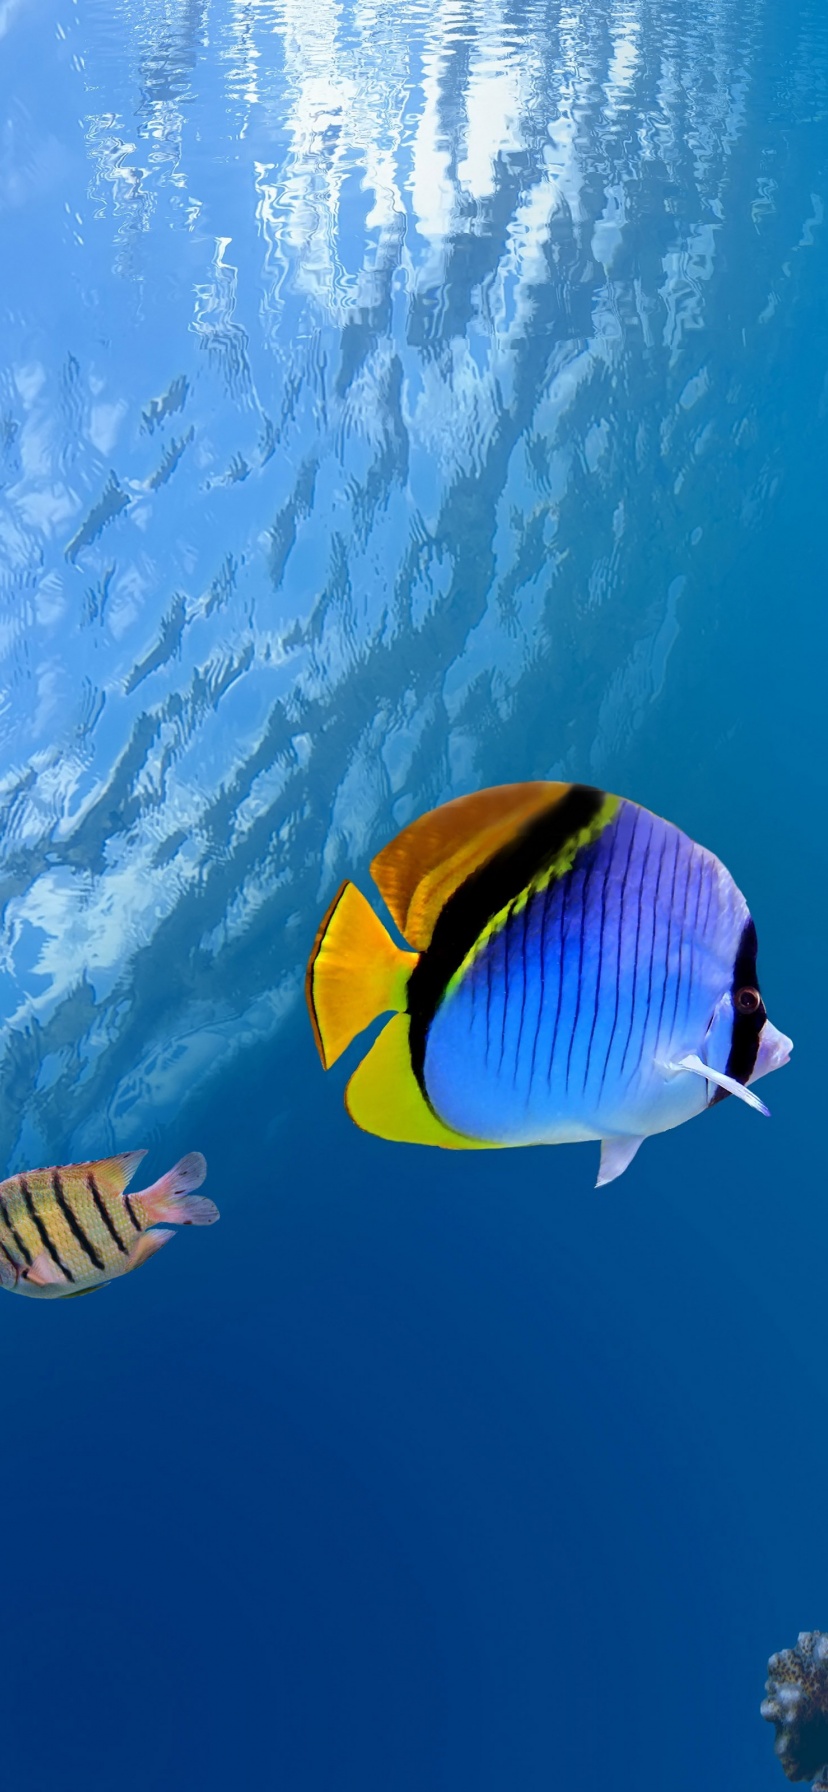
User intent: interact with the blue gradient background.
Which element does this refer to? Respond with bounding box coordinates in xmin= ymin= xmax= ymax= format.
xmin=0 ymin=0 xmax=826 ymax=1785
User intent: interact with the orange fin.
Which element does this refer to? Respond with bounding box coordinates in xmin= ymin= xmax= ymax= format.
xmin=345 ymin=1014 xmax=497 ymax=1150
xmin=306 ymin=880 xmax=418 ymax=1069
xmin=126 ymin=1227 xmax=176 ymax=1272
xmin=370 ymin=781 xmax=574 ymax=949
xmin=131 ymin=1153 xmax=218 ymax=1226
xmin=25 ymin=1250 xmax=69 ymax=1288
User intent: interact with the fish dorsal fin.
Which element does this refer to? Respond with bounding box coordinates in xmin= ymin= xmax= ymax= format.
xmin=80 ymin=1150 xmax=148 ymax=1196
xmin=370 ymin=782 xmax=573 ymax=950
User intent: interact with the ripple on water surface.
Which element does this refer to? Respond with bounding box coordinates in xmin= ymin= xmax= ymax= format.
xmin=0 ymin=0 xmax=825 ymax=1169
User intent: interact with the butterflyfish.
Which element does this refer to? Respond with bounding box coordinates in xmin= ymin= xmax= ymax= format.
xmin=306 ymin=781 xmax=792 ymax=1185
xmin=0 ymin=1149 xmax=217 ymax=1298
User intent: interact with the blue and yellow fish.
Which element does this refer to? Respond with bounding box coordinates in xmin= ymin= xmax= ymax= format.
xmin=0 ymin=1149 xmax=217 ymax=1298
xmin=306 ymin=781 xmax=792 ymax=1185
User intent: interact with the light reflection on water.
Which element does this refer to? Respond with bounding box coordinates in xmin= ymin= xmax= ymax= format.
xmin=0 ymin=0 xmax=825 ymax=1165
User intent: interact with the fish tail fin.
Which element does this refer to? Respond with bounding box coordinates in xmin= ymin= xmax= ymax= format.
xmin=132 ymin=1152 xmax=219 ymax=1226
xmin=306 ymin=880 xmax=418 ymax=1069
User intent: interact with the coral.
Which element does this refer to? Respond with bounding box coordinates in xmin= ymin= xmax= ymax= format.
xmin=762 ymin=1632 xmax=828 ymax=1786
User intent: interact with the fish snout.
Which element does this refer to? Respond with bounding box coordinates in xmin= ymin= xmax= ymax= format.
xmin=751 ymin=1019 xmax=793 ymax=1082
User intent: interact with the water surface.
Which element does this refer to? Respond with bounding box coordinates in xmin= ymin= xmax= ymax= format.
xmin=1 ymin=0 xmax=826 ymax=1785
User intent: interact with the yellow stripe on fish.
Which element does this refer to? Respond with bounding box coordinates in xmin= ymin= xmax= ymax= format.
xmin=443 ymin=791 xmax=620 ymax=1001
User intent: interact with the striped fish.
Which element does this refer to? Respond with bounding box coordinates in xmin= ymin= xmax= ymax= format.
xmin=0 ymin=1150 xmax=218 ymax=1299
xmin=306 ymin=781 xmax=792 ymax=1185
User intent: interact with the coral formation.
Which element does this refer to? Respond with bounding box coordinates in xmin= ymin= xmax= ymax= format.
xmin=762 ymin=1632 xmax=828 ymax=1787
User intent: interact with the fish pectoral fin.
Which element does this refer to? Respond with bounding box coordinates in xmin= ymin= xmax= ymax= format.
xmin=345 ymin=1014 xmax=495 ymax=1150
xmin=669 ymin=1052 xmax=770 ymax=1116
xmin=126 ymin=1227 xmax=176 ymax=1272
xmin=24 ymin=1250 xmax=69 ymax=1288
xmin=596 ymin=1136 xmax=645 ymax=1188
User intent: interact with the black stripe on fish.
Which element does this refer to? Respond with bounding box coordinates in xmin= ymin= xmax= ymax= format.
xmin=528 ymin=881 xmax=551 ymax=1094
xmin=88 ymin=1172 xmax=129 ymax=1255
xmin=499 ymin=905 xmax=511 ymax=1073
xmin=681 ymin=847 xmax=705 ymax=1032
xmin=0 ymin=1238 xmax=18 ymax=1276
xmin=620 ymin=810 xmax=654 ymax=1078
xmin=52 ymin=1171 xmax=106 ymax=1273
xmin=566 ymin=851 xmax=594 ymax=1092
xmin=0 ymin=1201 xmax=32 ymax=1269
xmin=407 ymin=784 xmax=606 ymax=1094
xmin=668 ymin=842 xmax=694 ymax=1043
xmin=584 ymin=823 xmax=617 ymax=1090
xmin=654 ymin=832 xmax=681 ymax=1057
xmin=630 ymin=828 xmax=668 ymax=1083
xmin=710 ymin=917 xmax=765 ymax=1103
xmin=600 ymin=806 xmax=640 ymax=1095
xmin=20 ymin=1177 xmax=74 ymax=1284
xmin=513 ymin=898 xmax=530 ymax=1084
xmin=124 ymin=1196 xmax=142 ymax=1233
xmin=484 ymin=935 xmax=492 ymax=1067
xmin=547 ymin=872 xmax=570 ymax=1088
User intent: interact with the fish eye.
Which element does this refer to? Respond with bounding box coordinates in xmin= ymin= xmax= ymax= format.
xmin=735 ymin=986 xmax=762 ymax=1015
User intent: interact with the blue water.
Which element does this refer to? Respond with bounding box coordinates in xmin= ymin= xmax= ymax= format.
xmin=1 ymin=0 xmax=826 ymax=1784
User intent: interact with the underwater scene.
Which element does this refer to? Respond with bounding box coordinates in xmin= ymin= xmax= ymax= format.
xmin=1 ymin=0 xmax=827 ymax=1783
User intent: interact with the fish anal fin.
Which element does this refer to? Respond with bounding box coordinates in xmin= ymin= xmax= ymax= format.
xmin=306 ymin=880 xmax=417 ymax=1069
xmin=345 ymin=1014 xmax=496 ymax=1150
xmin=126 ymin=1227 xmax=176 ymax=1272
xmin=596 ymin=1135 xmax=645 ymax=1188
xmin=370 ymin=782 xmax=573 ymax=950
xmin=25 ymin=1250 xmax=69 ymax=1288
